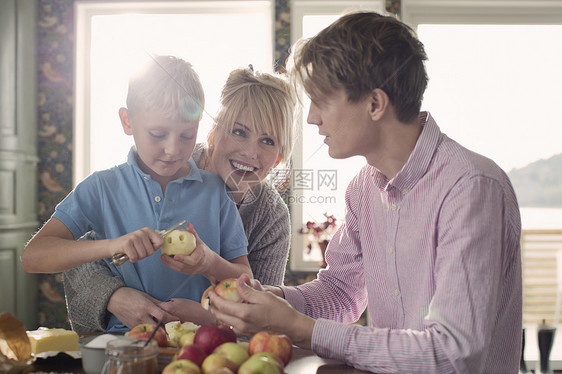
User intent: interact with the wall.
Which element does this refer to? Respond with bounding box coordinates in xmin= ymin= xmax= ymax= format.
xmin=35 ymin=0 xmax=401 ymax=328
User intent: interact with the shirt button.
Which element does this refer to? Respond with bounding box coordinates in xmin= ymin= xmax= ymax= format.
xmin=143 ymin=176 xmax=149 ymax=180
xmin=391 ymin=203 xmax=398 ymax=211
xmin=394 ymin=289 xmax=400 ymax=297
xmin=154 ymin=196 xmax=161 ymax=202
xmin=402 ymin=188 xmax=409 ymax=194
xmin=388 ymin=247 xmax=394 ymax=254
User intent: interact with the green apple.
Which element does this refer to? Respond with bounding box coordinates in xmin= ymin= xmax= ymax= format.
xmin=249 ymin=352 xmax=284 ymax=372
xmin=238 ymin=355 xmax=281 ymax=374
xmin=213 ymin=342 xmax=249 ymax=367
xmin=161 ymin=359 xmax=201 ymax=374
xmin=201 ymin=353 xmax=238 ymax=374
xmin=179 ymin=331 xmax=196 ymax=347
xmin=162 ymin=229 xmax=196 ymax=256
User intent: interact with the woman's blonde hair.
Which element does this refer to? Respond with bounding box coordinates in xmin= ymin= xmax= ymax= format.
xmin=208 ymin=67 xmax=296 ymax=165
xmin=126 ymin=55 xmax=205 ymax=122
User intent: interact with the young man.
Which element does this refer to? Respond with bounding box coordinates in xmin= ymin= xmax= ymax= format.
xmin=209 ymin=12 xmax=522 ymax=373
xmin=22 ymin=56 xmax=251 ymax=331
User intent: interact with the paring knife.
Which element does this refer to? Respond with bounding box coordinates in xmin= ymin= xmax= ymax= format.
xmin=111 ymin=220 xmax=188 ymax=266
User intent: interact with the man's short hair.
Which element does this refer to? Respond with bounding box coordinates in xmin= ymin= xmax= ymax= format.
xmin=289 ymin=11 xmax=428 ymax=123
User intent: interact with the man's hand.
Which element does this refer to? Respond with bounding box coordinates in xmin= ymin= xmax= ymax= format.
xmin=208 ymin=274 xmax=315 ymax=349
xmin=107 ymin=287 xmax=179 ymax=328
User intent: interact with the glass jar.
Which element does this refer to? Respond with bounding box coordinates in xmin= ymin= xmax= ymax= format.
xmin=101 ymin=337 xmax=158 ymax=374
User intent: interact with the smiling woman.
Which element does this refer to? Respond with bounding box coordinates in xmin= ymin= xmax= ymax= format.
xmin=74 ymin=1 xmax=274 ymax=186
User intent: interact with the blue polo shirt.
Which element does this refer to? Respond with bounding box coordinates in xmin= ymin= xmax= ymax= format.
xmin=53 ymin=147 xmax=248 ymax=331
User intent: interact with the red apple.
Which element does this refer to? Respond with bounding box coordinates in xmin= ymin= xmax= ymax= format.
xmin=174 ymin=343 xmax=208 ymax=367
xmin=162 ymin=359 xmax=201 ymax=374
xmin=214 ymin=278 xmax=243 ymax=302
xmin=248 ymin=330 xmax=293 ymax=365
xmin=201 ymin=353 xmax=238 ymax=374
xmin=193 ymin=324 xmax=237 ymax=354
xmin=213 ymin=342 xmax=249 ymax=367
xmin=125 ymin=323 xmax=168 ymax=348
xmin=201 ymin=278 xmax=242 ymax=310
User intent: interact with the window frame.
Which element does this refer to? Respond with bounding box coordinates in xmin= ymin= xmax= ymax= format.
xmin=289 ymin=0 xmax=384 ymax=272
xmin=73 ymin=0 xmax=274 ymax=186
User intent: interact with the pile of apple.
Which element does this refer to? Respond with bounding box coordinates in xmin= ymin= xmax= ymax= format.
xmin=169 ymin=324 xmax=292 ymax=374
xmin=125 ymin=278 xmax=293 ymax=373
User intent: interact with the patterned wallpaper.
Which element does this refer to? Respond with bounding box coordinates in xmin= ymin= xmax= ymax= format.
xmin=35 ymin=0 xmax=401 ymax=328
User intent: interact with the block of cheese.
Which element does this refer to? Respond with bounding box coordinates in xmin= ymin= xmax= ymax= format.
xmin=26 ymin=328 xmax=79 ymax=354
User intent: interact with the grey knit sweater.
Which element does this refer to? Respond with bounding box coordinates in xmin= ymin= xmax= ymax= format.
xmin=62 ymin=144 xmax=290 ymax=332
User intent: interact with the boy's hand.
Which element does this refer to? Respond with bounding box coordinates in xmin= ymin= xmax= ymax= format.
xmin=160 ymin=224 xmax=215 ymax=276
xmin=110 ymin=227 xmax=164 ymax=263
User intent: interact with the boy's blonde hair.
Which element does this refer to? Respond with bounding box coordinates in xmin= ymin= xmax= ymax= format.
xmin=288 ymin=11 xmax=428 ymax=123
xmin=126 ymin=55 xmax=205 ymax=122
xmin=209 ymin=67 xmax=296 ymax=165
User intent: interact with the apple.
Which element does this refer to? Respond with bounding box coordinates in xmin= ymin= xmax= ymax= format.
xmin=174 ymin=343 xmax=208 ymax=367
xmin=248 ymin=330 xmax=293 ymax=365
xmin=179 ymin=331 xmax=196 ymax=346
xmin=201 ymin=284 xmax=214 ymax=310
xmin=238 ymin=355 xmax=281 ymax=374
xmin=249 ymin=352 xmax=284 ymax=371
xmin=166 ymin=321 xmax=200 ymax=347
xmin=125 ymin=323 xmax=168 ymax=348
xmin=162 ymin=229 xmax=196 ymax=256
xmin=193 ymin=324 xmax=237 ymax=354
xmin=214 ymin=278 xmax=243 ymax=302
xmin=213 ymin=342 xmax=249 ymax=367
xmin=206 ymin=368 xmax=235 ymax=374
xmin=162 ymin=359 xmax=201 ymax=374
xmin=201 ymin=278 xmax=242 ymax=310
xmin=201 ymin=353 xmax=238 ymax=374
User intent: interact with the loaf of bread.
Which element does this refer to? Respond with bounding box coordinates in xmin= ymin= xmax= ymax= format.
xmin=0 ymin=312 xmax=32 ymax=361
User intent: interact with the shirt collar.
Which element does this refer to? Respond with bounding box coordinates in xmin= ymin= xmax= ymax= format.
xmin=372 ymin=112 xmax=442 ymax=194
xmin=127 ymin=146 xmax=204 ymax=183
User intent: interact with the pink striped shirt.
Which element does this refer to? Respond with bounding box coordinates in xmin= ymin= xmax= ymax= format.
xmin=283 ymin=112 xmax=522 ymax=373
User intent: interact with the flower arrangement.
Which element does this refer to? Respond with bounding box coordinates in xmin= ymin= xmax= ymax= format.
xmin=299 ymin=213 xmax=338 ymax=267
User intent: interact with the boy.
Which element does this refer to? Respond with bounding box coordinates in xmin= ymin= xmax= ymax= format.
xmin=22 ymin=56 xmax=251 ymax=331
xmin=209 ymin=12 xmax=522 ymax=373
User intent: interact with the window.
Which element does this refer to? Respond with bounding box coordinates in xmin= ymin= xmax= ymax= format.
xmin=74 ymin=0 xmax=273 ymax=185
xmin=402 ymin=0 xmax=562 ymax=366
xmin=289 ymin=1 xmax=384 ymax=272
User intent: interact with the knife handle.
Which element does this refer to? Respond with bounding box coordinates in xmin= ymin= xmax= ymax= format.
xmin=111 ymin=230 xmax=167 ymax=266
